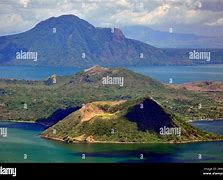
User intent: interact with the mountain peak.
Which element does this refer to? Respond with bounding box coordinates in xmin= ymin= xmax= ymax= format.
xmin=41 ymin=95 xmax=220 ymax=143
xmin=0 ymin=14 xmax=186 ymax=67
xmin=33 ymin=14 xmax=95 ymax=32
xmin=56 ymin=14 xmax=80 ymax=19
xmin=52 ymin=14 xmax=92 ymax=25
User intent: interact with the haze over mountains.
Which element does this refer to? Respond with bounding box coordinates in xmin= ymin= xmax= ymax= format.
xmin=0 ymin=15 xmax=222 ymax=67
xmin=122 ymin=25 xmax=223 ymax=49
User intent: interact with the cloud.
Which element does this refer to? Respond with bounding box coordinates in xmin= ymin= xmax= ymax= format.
xmin=19 ymin=0 xmax=29 ymax=8
xmin=206 ymin=18 xmax=223 ymax=26
xmin=0 ymin=0 xmax=222 ymax=36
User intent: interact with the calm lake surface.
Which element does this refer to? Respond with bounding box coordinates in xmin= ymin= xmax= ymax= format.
xmin=0 ymin=120 xmax=222 ymax=163
xmin=0 ymin=65 xmax=223 ymax=84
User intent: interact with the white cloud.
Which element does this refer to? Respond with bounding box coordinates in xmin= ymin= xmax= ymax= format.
xmin=0 ymin=13 xmax=31 ymax=35
xmin=206 ymin=18 xmax=223 ymax=26
xmin=19 ymin=0 xmax=29 ymax=8
xmin=0 ymin=0 xmax=222 ymax=35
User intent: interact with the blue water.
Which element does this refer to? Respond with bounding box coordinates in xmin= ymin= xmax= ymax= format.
xmin=0 ymin=65 xmax=223 ymax=83
xmin=0 ymin=64 xmax=222 ymax=162
xmin=190 ymin=120 xmax=223 ymax=135
xmin=127 ymin=65 xmax=223 ymax=84
xmin=0 ymin=120 xmax=222 ymax=163
xmin=0 ymin=66 xmax=81 ymax=80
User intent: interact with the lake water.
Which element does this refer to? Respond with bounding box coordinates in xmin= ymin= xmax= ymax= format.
xmin=0 ymin=66 xmax=81 ymax=81
xmin=0 ymin=65 xmax=223 ymax=84
xmin=0 ymin=121 xmax=222 ymax=163
xmin=128 ymin=65 xmax=223 ymax=84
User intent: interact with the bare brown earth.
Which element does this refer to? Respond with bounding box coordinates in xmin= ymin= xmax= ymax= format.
xmin=168 ymin=81 xmax=223 ymax=105
xmin=179 ymin=81 xmax=223 ymax=92
xmin=80 ymin=100 xmax=126 ymax=122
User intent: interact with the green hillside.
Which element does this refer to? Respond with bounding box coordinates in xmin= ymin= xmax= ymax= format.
xmin=41 ymin=97 xmax=222 ymax=143
xmin=0 ymin=66 xmax=222 ymax=124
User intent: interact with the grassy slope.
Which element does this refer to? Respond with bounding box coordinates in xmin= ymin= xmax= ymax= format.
xmin=42 ymin=97 xmax=222 ymax=143
xmin=0 ymin=67 xmax=222 ymax=122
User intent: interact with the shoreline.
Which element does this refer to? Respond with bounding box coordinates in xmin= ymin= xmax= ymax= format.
xmin=41 ymin=135 xmax=65 ymax=142
xmin=0 ymin=119 xmax=36 ymax=123
xmin=187 ymin=118 xmax=223 ymax=123
xmin=41 ymin=134 xmax=223 ymax=145
xmin=2 ymin=118 xmax=223 ymax=124
xmin=2 ymin=119 xmax=223 ymax=145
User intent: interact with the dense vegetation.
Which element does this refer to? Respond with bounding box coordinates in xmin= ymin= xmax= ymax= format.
xmin=0 ymin=66 xmax=222 ymax=123
xmin=42 ymin=97 xmax=222 ymax=143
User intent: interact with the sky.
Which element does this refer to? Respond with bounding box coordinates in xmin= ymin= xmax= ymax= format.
xmin=0 ymin=0 xmax=223 ymax=36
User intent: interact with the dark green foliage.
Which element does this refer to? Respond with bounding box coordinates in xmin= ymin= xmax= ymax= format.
xmin=42 ymin=96 xmax=223 ymax=143
xmin=0 ymin=66 xmax=222 ymax=122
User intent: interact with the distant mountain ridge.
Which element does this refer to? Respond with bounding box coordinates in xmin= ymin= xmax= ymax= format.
xmin=0 ymin=14 xmax=222 ymax=67
xmin=122 ymin=25 xmax=223 ymax=49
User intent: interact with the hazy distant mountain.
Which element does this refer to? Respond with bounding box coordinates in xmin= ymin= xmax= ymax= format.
xmin=0 ymin=15 xmax=222 ymax=67
xmin=122 ymin=25 xmax=223 ymax=49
